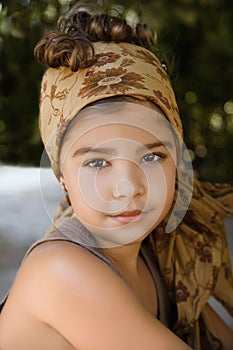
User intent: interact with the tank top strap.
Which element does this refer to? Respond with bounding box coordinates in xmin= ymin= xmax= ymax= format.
xmin=140 ymin=242 xmax=177 ymax=329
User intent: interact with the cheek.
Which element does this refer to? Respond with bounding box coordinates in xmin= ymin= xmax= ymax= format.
xmin=66 ymin=178 xmax=81 ymax=209
xmin=95 ymin=171 xmax=114 ymax=199
xmin=67 ymin=167 xmax=113 ymax=214
xmin=146 ymin=161 xmax=176 ymax=207
xmin=164 ymin=160 xmax=176 ymax=188
xmin=62 ymin=164 xmax=82 ymax=208
xmin=162 ymin=161 xmax=176 ymax=209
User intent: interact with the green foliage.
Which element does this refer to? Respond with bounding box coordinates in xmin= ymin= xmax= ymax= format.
xmin=0 ymin=0 xmax=232 ymax=182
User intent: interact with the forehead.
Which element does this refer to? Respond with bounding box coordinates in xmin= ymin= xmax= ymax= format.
xmin=63 ymin=102 xmax=175 ymax=147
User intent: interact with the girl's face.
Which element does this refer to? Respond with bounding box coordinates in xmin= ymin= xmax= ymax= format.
xmin=60 ymin=102 xmax=177 ymax=248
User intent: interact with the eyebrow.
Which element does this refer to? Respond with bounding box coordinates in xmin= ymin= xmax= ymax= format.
xmin=72 ymin=147 xmax=115 ymax=158
xmin=143 ymin=141 xmax=173 ymax=150
xmin=72 ymin=141 xmax=173 ymax=158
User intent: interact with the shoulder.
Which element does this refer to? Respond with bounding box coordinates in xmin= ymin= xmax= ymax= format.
xmin=8 ymin=240 xmax=129 ymax=319
xmin=5 ymin=240 xmax=125 ymax=333
xmin=17 ymin=240 xmax=117 ymax=298
xmin=3 ymin=240 xmax=190 ymax=350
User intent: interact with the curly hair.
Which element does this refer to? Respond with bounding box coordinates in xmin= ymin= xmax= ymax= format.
xmin=34 ymin=3 xmax=154 ymax=72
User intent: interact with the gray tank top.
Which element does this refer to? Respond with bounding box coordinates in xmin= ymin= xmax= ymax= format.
xmin=0 ymin=216 xmax=176 ymax=327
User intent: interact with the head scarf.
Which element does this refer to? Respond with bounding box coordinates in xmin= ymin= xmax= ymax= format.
xmin=39 ymin=41 xmax=182 ymax=178
xmin=39 ymin=41 xmax=233 ymax=349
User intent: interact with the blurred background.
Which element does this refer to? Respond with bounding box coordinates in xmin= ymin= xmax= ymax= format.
xmin=0 ymin=0 xmax=233 ymax=182
xmin=0 ymin=0 xmax=232 ymax=323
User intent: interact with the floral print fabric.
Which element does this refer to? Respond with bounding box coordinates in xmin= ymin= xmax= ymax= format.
xmin=39 ymin=42 xmax=182 ymax=178
xmin=78 ymin=67 xmax=147 ymax=98
xmin=150 ymin=179 xmax=233 ymax=348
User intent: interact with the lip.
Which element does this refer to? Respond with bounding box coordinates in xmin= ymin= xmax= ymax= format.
xmin=109 ymin=209 xmax=143 ymax=224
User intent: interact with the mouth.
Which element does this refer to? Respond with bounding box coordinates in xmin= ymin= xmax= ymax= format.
xmin=109 ymin=209 xmax=143 ymax=224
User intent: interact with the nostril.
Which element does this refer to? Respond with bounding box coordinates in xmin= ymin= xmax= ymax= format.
xmin=113 ymin=178 xmax=134 ymax=199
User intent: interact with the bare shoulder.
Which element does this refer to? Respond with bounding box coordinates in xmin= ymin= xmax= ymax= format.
xmin=22 ymin=239 xmax=112 ymax=284
xmin=10 ymin=240 xmax=117 ymax=313
xmin=2 ymin=240 xmax=190 ymax=350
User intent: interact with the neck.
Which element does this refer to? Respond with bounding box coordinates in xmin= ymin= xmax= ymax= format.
xmin=106 ymin=241 xmax=142 ymax=275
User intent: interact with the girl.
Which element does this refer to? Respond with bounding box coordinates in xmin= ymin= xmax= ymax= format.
xmin=0 ymin=3 xmax=232 ymax=349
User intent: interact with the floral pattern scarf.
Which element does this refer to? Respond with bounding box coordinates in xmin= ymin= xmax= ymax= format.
xmin=39 ymin=41 xmax=233 ymax=349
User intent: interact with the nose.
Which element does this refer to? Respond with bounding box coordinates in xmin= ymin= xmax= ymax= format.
xmin=112 ymin=160 xmax=146 ymax=200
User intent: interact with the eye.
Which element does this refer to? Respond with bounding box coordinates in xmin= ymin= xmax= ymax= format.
xmin=141 ymin=152 xmax=165 ymax=163
xmin=83 ymin=158 xmax=110 ymax=169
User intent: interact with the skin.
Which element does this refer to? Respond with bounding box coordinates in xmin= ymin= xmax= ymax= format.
xmin=0 ymin=102 xmax=231 ymax=349
xmin=59 ymin=103 xmax=177 ymax=248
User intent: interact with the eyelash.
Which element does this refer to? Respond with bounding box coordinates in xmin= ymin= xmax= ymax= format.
xmin=83 ymin=159 xmax=110 ymax=169
xmin=141 ymin=152 xmax=165 ymax=163
xmin=83 ymin=152 xmax=166 ymax=170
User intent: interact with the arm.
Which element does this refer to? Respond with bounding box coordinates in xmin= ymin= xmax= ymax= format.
xmin=10 ymin=241 xmax=191 ymax=350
